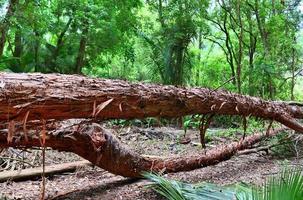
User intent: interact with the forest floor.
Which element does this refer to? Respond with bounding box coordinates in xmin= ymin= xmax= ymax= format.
xmin=0 ymin=125 xmax=302 ymax=200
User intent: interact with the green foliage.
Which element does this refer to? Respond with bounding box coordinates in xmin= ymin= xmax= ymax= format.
xmin=183 ymin=115 xmax=200 ymax=130
xmin=144 ymin=172 xmax=185 ymax=200
xmin=144 ymin=168 xmax=303 ymax=200
xmin=0 ymin=0 xmax=141 ymax=74
xmin=143 ymin=172 xmax=248 ymax=200
xmin=212 ymin=117 xmax=265 ymax=138
xmin=252 ymin=168 xmax=303 ymax=200
xmin=266 ymin=132 xmax=297 ymax=158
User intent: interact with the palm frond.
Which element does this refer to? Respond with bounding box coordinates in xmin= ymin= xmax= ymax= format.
xmin=143 ymin=172 xmax=185 ymax=200
xmin=143 ymin=172 xmax=249 ymax=200
xmin=254 ymin=168 xmax=303 ymax=200
xmin=143 ymin=167 xmax=303 ymax=200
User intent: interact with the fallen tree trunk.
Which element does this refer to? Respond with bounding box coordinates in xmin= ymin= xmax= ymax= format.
xmin=0 ymin=73 xmax=302 ymax=132
xmin=0 ymin=121 xmax=287 ymax=177
xmin=0 ymin=160 xmax=91 ymax=182
xmin=0 ymin=73 xmax=301 ymax=178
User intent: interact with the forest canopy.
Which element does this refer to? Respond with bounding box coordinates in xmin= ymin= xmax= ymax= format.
xmin=0 ymin=0 xmax=302 ymax=100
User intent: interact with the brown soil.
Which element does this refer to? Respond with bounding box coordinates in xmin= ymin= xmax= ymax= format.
xmin=0 ymin=126 xmax=302 ymax=200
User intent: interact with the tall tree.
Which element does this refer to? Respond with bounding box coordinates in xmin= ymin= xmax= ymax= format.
xmin=205 ymin=0 xmax=302 ymax=98
xmin=141 ymin=0 xmax=209 ymax=85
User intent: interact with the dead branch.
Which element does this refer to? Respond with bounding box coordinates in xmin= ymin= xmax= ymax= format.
xmin=238 ymin=133 xmax=294 ymax=155
xmin=0 ymin=160 xmax=91 ymax=182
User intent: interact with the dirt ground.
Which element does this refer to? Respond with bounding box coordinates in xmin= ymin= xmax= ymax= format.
xmin=0 ymin=126 xmax=302 ymax=200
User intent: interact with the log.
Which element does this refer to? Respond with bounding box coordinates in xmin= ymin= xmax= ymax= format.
xmin=0 ymin=72 xmax=301 ymax=178
xmin=0 ymin=73 xmax=302 ymax=132
xmin=0 ymin=160 xmax=92 ymax=182
xmin=0 ymin=121 xmax=287 ymax=177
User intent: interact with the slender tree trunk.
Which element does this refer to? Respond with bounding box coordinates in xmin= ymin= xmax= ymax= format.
xmin=195 ymin=29 xmax=203 ymax=85
xmin=255 ymin=0 xmax=268 ymax=55
xmin=0 ymin=29 xmax=6 ymax=57
xmin=255 ymin=0 xmax=276 ymax=99
xmin=10 ymin=27 xmax=23 ymax=72
xmin=75 ymin=21 xmax=88 ymax=74
xmin=13 ymin=28 xmax=22 ymax=58
xmin=269 ymin=78 xmax=274 ymax=100
xmin=173 ymin=44 xmax=185 ymax=85
xmin=246 ymin=11 xmax=257 ymax=96
xmin=290 ymin=46 xmax=296 ymax=101
xmin=52 ymin=17 xmax=73 ymax=70
xmin=223 ymin=12 xmax=236 ymax=86
xmin=34 ymin=30 xmax=40 ymax=72
xmin=158 ymin=0 xmax=165 ymax=28
xmin=236 ymin=0 xmax=243 ymax=94
xmin=198 ymin=28 xmax=203 ymax=62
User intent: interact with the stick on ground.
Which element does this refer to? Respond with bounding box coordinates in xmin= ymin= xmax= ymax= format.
xmin=0 ymin=160 xmax=92 ymax=182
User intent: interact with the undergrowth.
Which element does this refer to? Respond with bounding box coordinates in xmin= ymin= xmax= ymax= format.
xmin=143 ymin=167 xmax=303 ymax=200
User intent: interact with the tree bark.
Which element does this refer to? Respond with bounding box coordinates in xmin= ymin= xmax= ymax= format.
xmin=0 ymin=73 xmax=302 ymax=132
xmin=75 ymin=19 xmax=88 ymax=74
xmin=0 ymin=72 xmax=301 ymax=178
xmin=0 ymin=120 xmax=288 ymax=177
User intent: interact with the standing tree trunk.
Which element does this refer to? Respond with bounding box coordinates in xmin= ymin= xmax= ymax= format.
xmin=52 ymin=17 xmax=73 ymax=71
xmin=222 ymin=11 xmax=237 ymax=86
xmin=245 ymin=9 xmax=257 ymax=96
xmin=13 ymin=28 xmax=22 ymax=58
xmin=235 ymin=0 xmax=243 ymax=94
xmin=34 ymin=30 xmax=40 ymax=72
xmin=290 ymin=45 xmax=296 ymax=101
xmin=75 ymin=20 xmax=88 ymax=74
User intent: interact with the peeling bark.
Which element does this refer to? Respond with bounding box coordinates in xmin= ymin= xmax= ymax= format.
xmin=0 ymin=73 xmax=299 ymax=177
xmin=0 ymin=73 xmax=302 ymax=132
xmin=0 ymin=121 xmax=287 ymax=177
